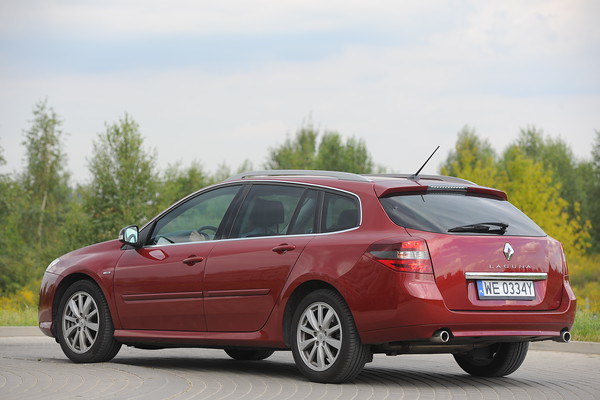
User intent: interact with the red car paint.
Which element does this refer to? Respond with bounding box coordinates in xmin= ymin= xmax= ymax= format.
xmin=39 ymin=171 xmax=576 ymax=381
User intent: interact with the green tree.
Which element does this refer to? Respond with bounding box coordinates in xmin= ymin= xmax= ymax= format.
xmin=266 ymin=124 xmax=374 ymax=173
xmin=0 ymin=142 xmax=8 ymax=225
xmin=314 ymin=134 xmax=373 ymax=173
xmin=85 ymin=114 xmax=157 ymax=241
xmin=440 ymin=128 xmax=590 ymax=260
xmin=58 ymin=184 xmax=96 ymax=251
xmin=0 ymin=102 xmax=70 ymax=293
xmin=0 ymin=177 xmax=31 ymax=293
xmin=266 ymin=125 xmax=318 ymax=170
xmin=0 ymin=141 xmax=9 ymax=242
xmin=513 ymin=127 xmax=588 ymax=220
xmin=20 ymin=100 xmax=70 ymax=244
xmin=440 ymin=126 xmax=501 ymax=187
xmin=154 ymin=162 xmax=209 ymax=213
xmin=499 ymin=147 xmax=590 ymax=258
xmin=0 ymin=143 xmax=27 ymax=293
xmin=590 ymin=130 xmax=600 ymax=251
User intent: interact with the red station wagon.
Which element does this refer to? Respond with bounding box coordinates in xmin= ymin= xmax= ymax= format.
xmin=39 ymin=170 xmax=576 ymax=383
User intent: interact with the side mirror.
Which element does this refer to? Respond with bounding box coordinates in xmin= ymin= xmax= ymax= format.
xmin=119 ymin=225 xmax=140 ymax=247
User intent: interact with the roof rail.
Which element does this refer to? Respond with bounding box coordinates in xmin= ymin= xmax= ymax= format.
xmin=225 ymin=169 xmax=372 ymax=182
xmin=364 ymin=174 xmax=474 ymax=185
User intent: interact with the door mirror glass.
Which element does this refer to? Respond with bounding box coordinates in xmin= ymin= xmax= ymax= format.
xmin=119 ymin=225 xmax=139 ymax=246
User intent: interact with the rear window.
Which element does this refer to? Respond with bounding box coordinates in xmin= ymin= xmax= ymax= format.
xmin=380 ymin=193 xmax=546 ymax=237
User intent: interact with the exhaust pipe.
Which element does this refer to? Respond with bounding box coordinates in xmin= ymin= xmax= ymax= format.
xmin=552 ymin=329 xmax=571 ymax=343
xmin=431 ymin=329 xmax=451 ymax=344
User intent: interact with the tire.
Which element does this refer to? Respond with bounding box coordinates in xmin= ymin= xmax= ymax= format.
xmin=453 ymin=342 xmax=529 ymax=377
xmin=290 ymin=289 xmax=371 ymax=383
xmin=224 ymin=348 xmax=275 ymax=361
xmin=56 ymin=280 xmax=121 ymax=363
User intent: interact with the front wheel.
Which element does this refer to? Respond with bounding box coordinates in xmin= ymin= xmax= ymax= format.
xmin=56 ymin=280 xmax=121 ymax=363
xmin=453 ymin=342 xmax=529 ymax=377
xmin=291 ymin=289 xmax=371 ymax=383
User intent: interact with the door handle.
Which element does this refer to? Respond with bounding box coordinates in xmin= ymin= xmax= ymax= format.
xmin=272 ymin=244 xmax=296 ymax=254
xmin=182 ymin=256 xmax=205 ymax=266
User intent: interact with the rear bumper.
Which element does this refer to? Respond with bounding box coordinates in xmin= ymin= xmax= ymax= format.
xmin=357 ymin=272 xmax=577 ymax=345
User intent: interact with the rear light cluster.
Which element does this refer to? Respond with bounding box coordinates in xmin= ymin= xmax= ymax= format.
xmin=559 ymin=242 xmax=569 ymax=277
xmin=367 ymin=240 xmax=433 ymax=273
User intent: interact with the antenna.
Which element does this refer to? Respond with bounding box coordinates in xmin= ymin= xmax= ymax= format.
xmin=408 ymin=146 xmax=440 ymax=181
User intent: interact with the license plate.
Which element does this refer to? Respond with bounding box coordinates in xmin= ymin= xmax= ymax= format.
xmin=476 ymin=280 xmax=536 ymax=300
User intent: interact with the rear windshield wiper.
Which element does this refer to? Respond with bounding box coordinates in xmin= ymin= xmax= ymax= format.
xmin=448 ymin=222 xmax=508 ymax=234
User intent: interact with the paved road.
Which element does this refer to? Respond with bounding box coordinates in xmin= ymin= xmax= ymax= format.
xmin=1 ymin=336 xmax=599 ymax=400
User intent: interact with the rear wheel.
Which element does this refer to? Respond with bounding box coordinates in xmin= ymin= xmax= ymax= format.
xmin=453 ymin=342 xmax=529 ymax=377
xmin=224 ymin=348 xmax=275 ymax=361
xmin=291 ymin=289 xmax=370 ymax=383
xmin=56 ymin=280 xmax=121 ymax=363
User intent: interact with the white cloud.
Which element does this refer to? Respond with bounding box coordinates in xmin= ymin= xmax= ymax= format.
xmin=2 ymin=0 xmax=596 ymax=47
xmin=0 ymin=0 xmax=448 ymax=36
xmin=0 ymin=1 xmax=598 ymax=183
xmin=433 ymin=0 xmax=600 ymax=61
xmin=1 ymin=41 xmax=597 ymax=183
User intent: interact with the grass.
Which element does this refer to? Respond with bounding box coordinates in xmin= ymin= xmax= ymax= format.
xmin=0 ymin=306 xmax=37 ymax=326
xmin=0 ymin=306 xmax=598 ymax=342
xmin=571 ymin=310 xmax=600 ymax=342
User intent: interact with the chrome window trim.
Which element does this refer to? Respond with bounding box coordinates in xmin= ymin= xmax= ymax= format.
xmin=142 ymin=227 xmax=362 ymax=249
xmin=140 ymin=179 xmax=364 ymax=248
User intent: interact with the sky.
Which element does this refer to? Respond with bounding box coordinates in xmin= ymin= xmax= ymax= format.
xmin=0 ymin=0 xmax=599 ymax=183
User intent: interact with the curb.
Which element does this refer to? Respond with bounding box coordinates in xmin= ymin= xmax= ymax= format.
xmin=0 ymin=326 xmax=45 ymax=337
xmin=530 ymin=340 xmax=600 ymax=355
xmin=1 ymin=326 xmax=599 ymax=355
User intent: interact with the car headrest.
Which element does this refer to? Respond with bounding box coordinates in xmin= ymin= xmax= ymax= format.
xmin=249 ymin=198 xmax=284 ymax=226
xmin=335 ymin=208 xmax=359 ymax=230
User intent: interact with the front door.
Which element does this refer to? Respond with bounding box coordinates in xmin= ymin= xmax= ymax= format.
xmin=114 ymin=242 xmax=213 ymax=331
xmin=113 ymin=185 xmax=241 ymax=331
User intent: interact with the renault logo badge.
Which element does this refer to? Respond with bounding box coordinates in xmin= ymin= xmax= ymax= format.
xmin=503 ymin=243 xmax=515 ymax=261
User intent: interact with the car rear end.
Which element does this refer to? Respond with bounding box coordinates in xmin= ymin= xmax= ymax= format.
xmin=361 ymin=178 xmax=576 ymax=347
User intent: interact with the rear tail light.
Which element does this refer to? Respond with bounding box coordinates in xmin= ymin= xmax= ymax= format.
xmin=367 ymin=240 xmax=433 ymax=273
xmin=559 ymin=242 xmax=569 ymax=277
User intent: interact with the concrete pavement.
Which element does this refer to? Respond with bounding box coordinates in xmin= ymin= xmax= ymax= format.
xmin=1 ymin=328 xmax=599 ymax=399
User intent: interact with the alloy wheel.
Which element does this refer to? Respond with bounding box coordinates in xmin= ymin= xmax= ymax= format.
xmin=296 ymin=301 xmax=342 ymax=371
xmin=61 ymin=291 xmax=100 ymax=354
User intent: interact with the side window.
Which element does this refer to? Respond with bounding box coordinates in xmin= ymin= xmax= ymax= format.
xmin=150 ymin=185 xmax=240 ymax=245
xmin=231 ymin=185 xmax=306 ymax=238
xmin=322 ymin=192 xmax=360 ymax=232
xmin=287 ymin=189 xmax=319 ymax=235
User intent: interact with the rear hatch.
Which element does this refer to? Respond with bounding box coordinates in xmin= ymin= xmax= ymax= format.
xmin=409 ymin=231 xmax=564 ymax=310
xmin=378 ymin=185 xmax=565 ymax=311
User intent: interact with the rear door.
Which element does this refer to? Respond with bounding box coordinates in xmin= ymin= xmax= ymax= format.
xmin=203 ymin=184 xmax=319 ymax=332
xmin=380 ymin=191 xmax=565 ymax=311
